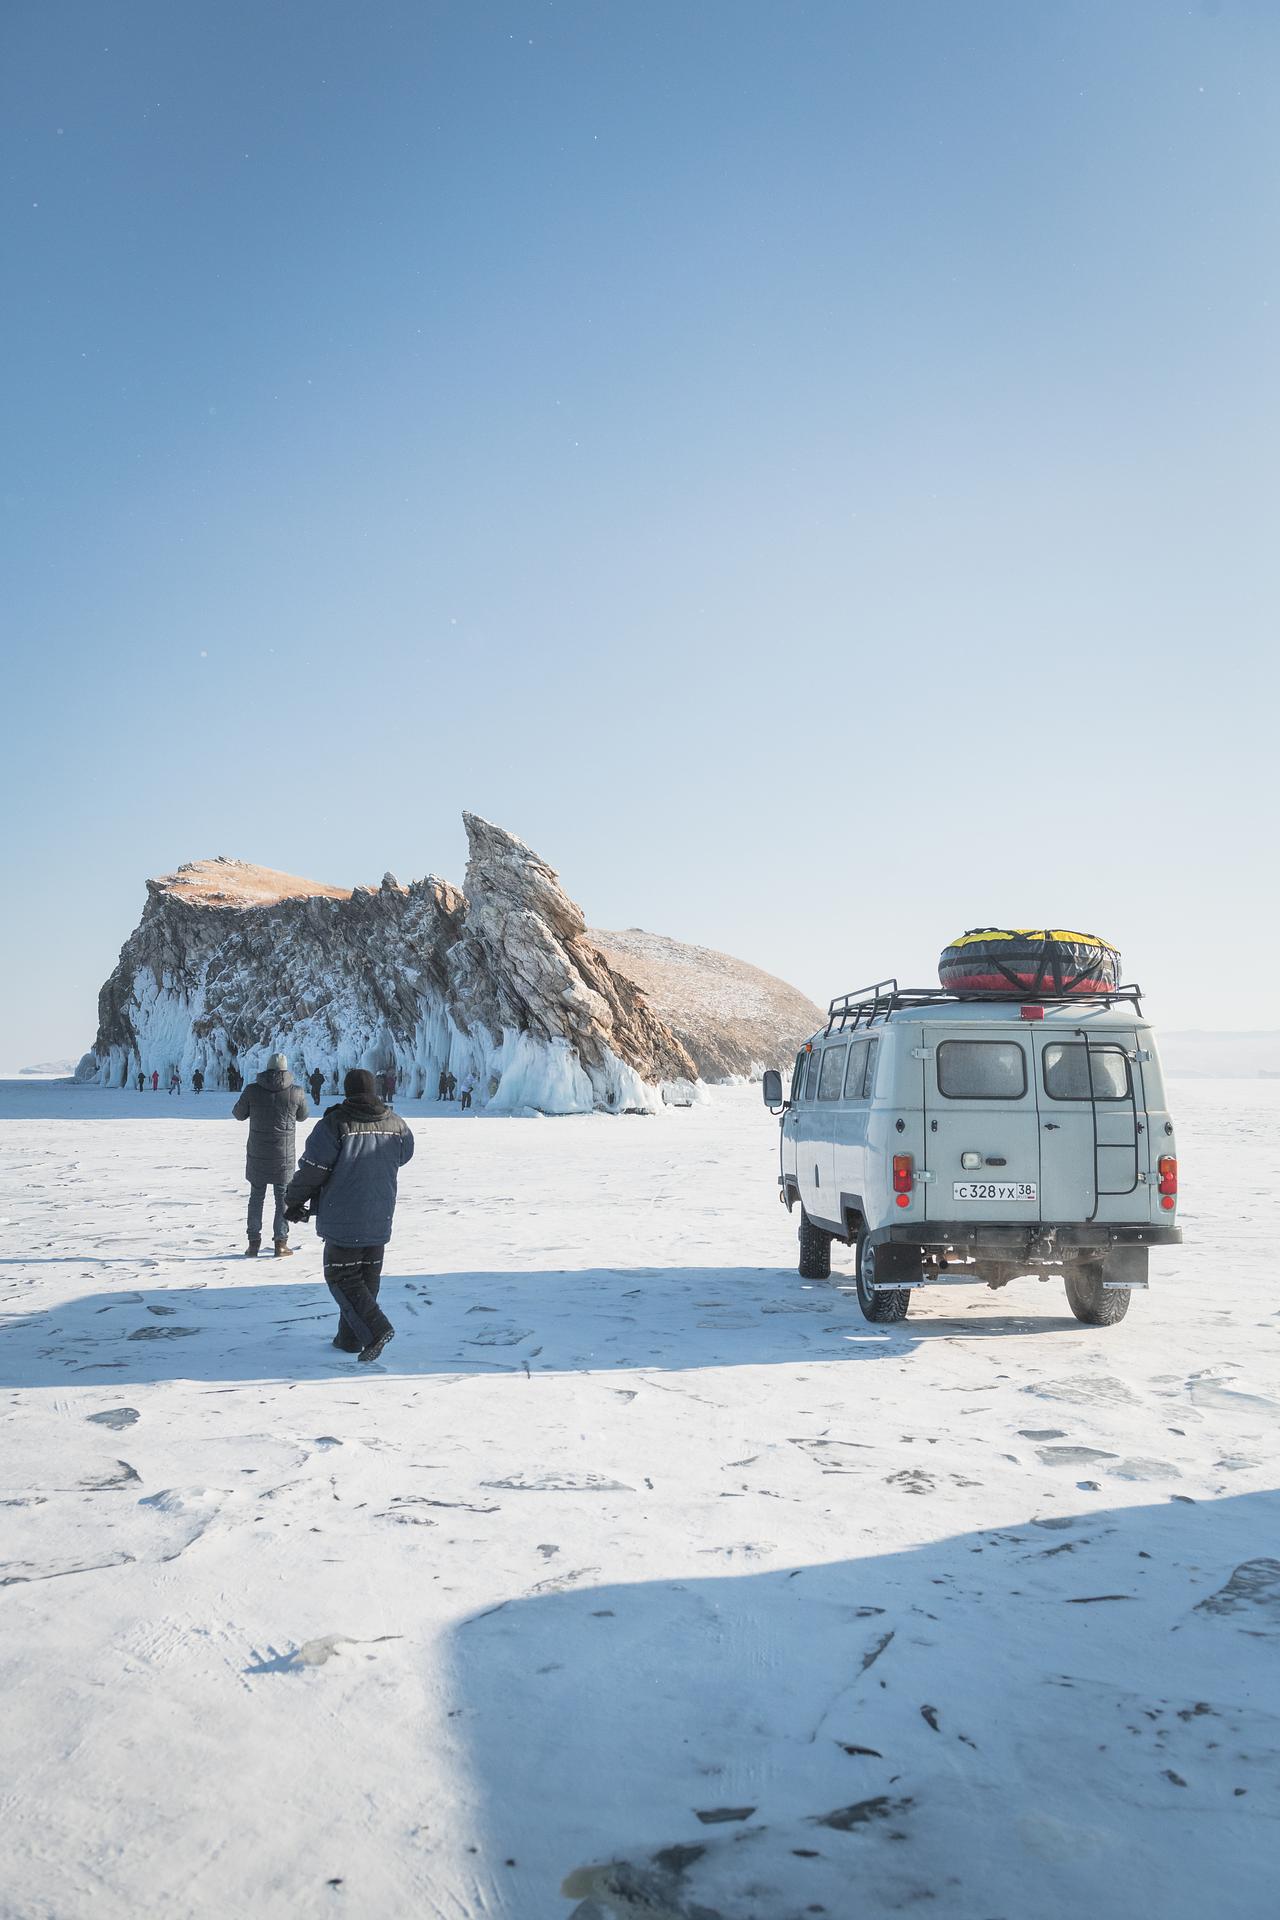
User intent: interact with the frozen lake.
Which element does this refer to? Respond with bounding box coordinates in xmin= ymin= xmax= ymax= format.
xmin=1 ymin=1077 xmax=1277 ymax=1919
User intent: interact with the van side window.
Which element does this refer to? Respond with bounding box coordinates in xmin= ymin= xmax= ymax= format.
xmin=818 ymin=1045 xmax=847 ymax=1100
xmin=862 ymin=1038 xmax=879 ymax=1099
xmin=1042 ymin=1043 xmax=1130 ymax=1102
xmin=804 ymin=1051 xmax=822 ymax=1100
xmin=842 ymin=1038 xmax=869 ymax=1100
xmin=937 ymin=1040 xmax=1027 ymax=1099
xmin=791 ymin=1051 xmax=807 ymax=1101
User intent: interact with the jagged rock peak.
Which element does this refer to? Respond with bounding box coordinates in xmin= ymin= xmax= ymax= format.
xmin=462 ymin=812 xmax=586 ymax=941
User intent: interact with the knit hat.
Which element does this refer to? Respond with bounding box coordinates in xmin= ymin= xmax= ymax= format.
xmin=344 ymin=1068 xmax=378 ymax=1103
xmin=271 ymin=1052 xmax=288 ymax=1071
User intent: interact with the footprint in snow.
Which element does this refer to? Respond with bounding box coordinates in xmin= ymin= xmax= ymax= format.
xmin=1192 ymin=1559 xmax=1280 ymax=1630
xmin=885 ymin=1468 xmax=936 ymax=1495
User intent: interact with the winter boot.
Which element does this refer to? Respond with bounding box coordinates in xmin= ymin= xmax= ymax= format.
xmin=245 ymin=1236 xmax=261 ymax=1258
xmin=273 ymin=1241 xmax=294 ymax=1258
xmin=358 ymin=1328 xmax=395 ymax=1365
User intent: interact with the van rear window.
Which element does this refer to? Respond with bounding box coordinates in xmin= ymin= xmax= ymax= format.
xmin=937 ymin=1040 xmax=1027 ymax=1099
xmin=1042 ymin=1043 xmax=1130 ymax=1102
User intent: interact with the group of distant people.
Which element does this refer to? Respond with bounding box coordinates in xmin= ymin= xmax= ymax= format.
xmin=436 ymin=1067 xmax=476 ymax=1110
xmin=231 ymin=1053 xmax=413 ymax=1365
xmin=133 ymin=1062 xmax=417 ymax=1105
xmin=135 ymin=1068 xmax=205 ymax=1094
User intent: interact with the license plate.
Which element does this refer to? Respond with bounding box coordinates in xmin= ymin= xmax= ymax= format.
xmin=953 ymin=1181 xmax=1037 ymax=1202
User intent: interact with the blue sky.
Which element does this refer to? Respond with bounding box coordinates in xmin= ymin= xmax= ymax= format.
xmin=2 ymin=0 xmax=1277 ymax=1063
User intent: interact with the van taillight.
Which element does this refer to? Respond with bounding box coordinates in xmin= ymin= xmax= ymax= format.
xmin=893 ymin=1153 xmax=914 ymax=1207
xmin=1158 ymin=1156 xmax=1178 ymax=1210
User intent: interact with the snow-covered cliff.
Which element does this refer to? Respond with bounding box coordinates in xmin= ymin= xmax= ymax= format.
xmin=78 ymin=815 xmax=696 ymax=1114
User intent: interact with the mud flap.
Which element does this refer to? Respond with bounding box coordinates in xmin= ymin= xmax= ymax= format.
xmin=865 ymin=1236 xmax=924 ymax=1286
xmin=1103 ymin=1243 xmax=1149 ymax=1290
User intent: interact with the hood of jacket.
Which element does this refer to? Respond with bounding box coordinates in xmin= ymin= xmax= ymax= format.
xmin=325 ymin=1095 xmax=389 ymax=1128
xmin=257 ymin=1068 xmax=295 ymax=1090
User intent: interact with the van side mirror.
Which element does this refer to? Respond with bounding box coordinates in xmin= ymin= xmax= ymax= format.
xmin=762 ymin=1068 xmax=784 ymax=1109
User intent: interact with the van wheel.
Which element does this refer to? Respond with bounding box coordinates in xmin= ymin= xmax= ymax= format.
xmin=798 ymin=1212 xmax=832 ymax=1280
xmin=1064 ymin=1261 xmax=1131 ymax=1326
xmin=855 ymin=1230 xmax=911 ymax=1324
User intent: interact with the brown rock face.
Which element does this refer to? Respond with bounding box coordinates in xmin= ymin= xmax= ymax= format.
xmin=588 ymin=928 xmax=823 ymax=1081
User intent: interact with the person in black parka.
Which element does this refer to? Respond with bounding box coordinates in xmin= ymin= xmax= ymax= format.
xmin=284 ymin=1068 xmax=414 ymax=1363
xmin=233 ymin=1053 xmax=310 ymax=1257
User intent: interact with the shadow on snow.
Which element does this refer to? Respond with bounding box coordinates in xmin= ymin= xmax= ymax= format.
xmin=447 ymin=1488 xmax=1280 ymax=1920
xmin=0 ymin=1265 xmax=1083 ymax=1387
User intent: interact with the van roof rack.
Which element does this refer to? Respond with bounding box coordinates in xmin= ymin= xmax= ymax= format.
xmin=825 ymin=978 xmax=1145 ymax=1033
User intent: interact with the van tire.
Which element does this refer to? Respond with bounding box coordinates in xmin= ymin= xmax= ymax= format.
xmin=798 ymin=1212 xmax=832 ymax=1280
xmin=1064 ymin=1261 xmax=1131 ymax=1326
xmin=855 ymin=1230 xmax=911 ymax=1324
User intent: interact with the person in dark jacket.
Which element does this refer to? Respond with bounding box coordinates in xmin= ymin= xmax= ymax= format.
xmin=227 ymin=1062 xmax=243 ymax=1093
xmin=136 ymin=1071 xmax=145 ymax=1092
xmin=233 ymin=1053 xmax=310 ymax=1257
xmin=284 ymin=1068 xmax=414 ymax=1364
xmin=309 ymin=1067 xmax=324 ymax=1109
xmin=192 ymin=1068 xmax=204 ymax=1094
xmin=436 ymin=1069 xmax=448 ymax=1101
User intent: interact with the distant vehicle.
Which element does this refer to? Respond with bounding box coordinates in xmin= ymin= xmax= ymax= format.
xmin=762 ymin=978 xmax=1180 ymax=1327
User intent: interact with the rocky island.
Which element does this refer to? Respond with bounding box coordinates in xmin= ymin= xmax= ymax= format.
xmin=78 ymin=815 xmax=819 ymax=1114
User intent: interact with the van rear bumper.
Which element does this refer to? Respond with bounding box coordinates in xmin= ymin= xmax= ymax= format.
xmin=884 ymin=1221 xmax=1182 ymax=1251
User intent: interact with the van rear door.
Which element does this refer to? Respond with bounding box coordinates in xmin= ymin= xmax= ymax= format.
xmin=1032 ymin=1027 xmax=1144 ymax=1224
xmin=923 ymin=1030 xmax=1041 ymax=1221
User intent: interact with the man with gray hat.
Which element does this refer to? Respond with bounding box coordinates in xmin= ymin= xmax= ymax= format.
xmin=232 ymin=1053 xmax=310 ymax=1257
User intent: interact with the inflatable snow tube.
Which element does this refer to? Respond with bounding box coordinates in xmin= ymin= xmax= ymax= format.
xmin=939 ymin=928 xmax=1121 ymax=997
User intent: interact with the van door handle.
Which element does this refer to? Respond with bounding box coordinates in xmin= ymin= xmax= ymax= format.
xmin=1043 ymin=1122 xmax=1060 ymax=1130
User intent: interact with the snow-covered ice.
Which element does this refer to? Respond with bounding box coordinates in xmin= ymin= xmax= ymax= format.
xmin=0 ymin=1077 xmax=1276 ymax=1919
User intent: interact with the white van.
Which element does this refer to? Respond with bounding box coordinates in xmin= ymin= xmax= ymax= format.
xmin=762 ymin=979 xmax=1180 ymax=1327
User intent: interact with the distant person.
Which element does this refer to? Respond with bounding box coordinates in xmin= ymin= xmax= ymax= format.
xmin=232 ymin=1053 xmax=310 ymax=1258
xmin=309 ymin=1067 xmax=324 ymax=1109
xmin=136 ymin=1071 xmax=145 ymax=1092
xmin=168 ymin=1069 xmax=181 ymax=1095
xmin=192 ymin=1068 xmax=204 ymax=1094
xmin=458 ymin=1071 xmax=474 ymax=1112
xmin=446 ymin=1071 xmax=457 ymax=1100
xmin=384 ymin=1066 xmax=397 ymax=1103
xmin=227 ymin=1062 xmax=242 ymax=1093
xmin=150 ymin=1069 xmax=159 ymax=1091
xmin=284 ymin=1068 xmax=414 ymax=1364
xmin=436 ymin=1069 xmax=449 ymax=1101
